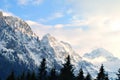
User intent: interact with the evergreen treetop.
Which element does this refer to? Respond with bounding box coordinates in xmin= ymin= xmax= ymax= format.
xmin=49 ymin=68 xmax=57 ymax=80
xmin=59 ymin=55 xmax=75 ymax=80
xmin=38 ymin=58 xmax=47 ymax=80
xmin=6 ymin=71 xmax=15 ymax=80
xmin=85 ymin=72 xmax=92 ymax=80
xmin=76 ymin=68 xmax=84 ymax=80
xmin=96 ymin=64 xmax=106 ymax=80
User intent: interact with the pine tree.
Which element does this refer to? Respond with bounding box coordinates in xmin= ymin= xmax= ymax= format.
xmin=76 ymin=68 xmax=84 ymax=80
xmin=16 ymin=76 xmax=20 ymax=80
xmin=96 ymin=64 xmax=106 ymax=80
xmin=59 ymin=55 xmax=75 ymax=80
xmin=116 ymin=68 xmax=120 ymax=80
xmin=26 ymin=71 xmax=31 ymax=80
xmin=85 ymin=73 xmax=92 ymax=80
xmin=49 ymin=68 xmax=57 ymax=80
xmin=20 ymin=72 xmax=25 ymax=80
xmin=6 ymin=71 xmax=15 ymax=80
xmin=38 ymin=58 xmax=47 ymax=80
xmin=31 ymin=71 xmax=36 ymax=80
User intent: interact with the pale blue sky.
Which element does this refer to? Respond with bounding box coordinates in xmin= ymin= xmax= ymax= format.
xmin=0 ymin=0 xmax=74 ymax=25
xmin=1 ymin=0 xmax=120 ymax=57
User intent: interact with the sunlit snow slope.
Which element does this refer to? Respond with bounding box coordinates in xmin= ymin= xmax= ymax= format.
xmin=0 ymin=14 xmax=97 ymax=79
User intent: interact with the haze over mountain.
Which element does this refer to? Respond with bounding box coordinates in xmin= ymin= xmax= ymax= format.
xmin=83 ymin=48 xmax=120 ymax=79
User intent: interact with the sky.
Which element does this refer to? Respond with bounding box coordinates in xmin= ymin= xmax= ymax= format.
xmin=1 ymin=0 xmax=120 ymax=57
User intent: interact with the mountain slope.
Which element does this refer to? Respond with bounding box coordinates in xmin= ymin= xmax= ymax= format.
xmin=0 ymin=15 xmax=98 ymax=79
xmin=40 ymin=34 xmax=98 ymax=76
xmin=0 ymin=16 xmax=41 ymax=79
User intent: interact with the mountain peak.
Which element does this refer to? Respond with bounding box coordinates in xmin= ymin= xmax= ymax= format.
xmin=83 ymin=48 xmax=114 ymax=59
xmin=45 ymin=33 xmax=51 ymax=36
xmin=43 ymin=33 xmax=52 ymax=38
xmin=0 ymin=16 xmax=35 ymax=37
xmin=92 ymin=48 xmax=113 ymax=56
xmin=41 ymin=33 xmax=57 ymax=44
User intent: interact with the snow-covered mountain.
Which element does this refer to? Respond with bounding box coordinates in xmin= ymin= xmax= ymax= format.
xmin=0 ymin=14 xmax=98 ymax=79
xmin=40 ymin=33 xmax=98 ymax=76
xmin=0 ymin=15 xmax=41 ymax=79
xmin=83 ymin=48 xmax=116 ymax=61
xmin=83 ymin=48 xmax=120 ymax=79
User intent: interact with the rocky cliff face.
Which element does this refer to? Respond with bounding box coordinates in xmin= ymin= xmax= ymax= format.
xmin=0 ymin=16 xmax=41 ymax=79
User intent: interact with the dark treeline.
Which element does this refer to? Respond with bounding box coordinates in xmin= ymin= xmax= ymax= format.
xmin=5 ymin=55 xmax=120 ymax=80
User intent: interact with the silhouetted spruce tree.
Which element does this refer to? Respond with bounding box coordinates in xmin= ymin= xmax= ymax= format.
xmin=49 ymin=68 xmax=57 ymax=80
xmin=85 ymin=73 xmax=92 ymax=80
xmin=96 ymin=64 xmax=106 ymax=80
xmin=31 ymin=71 xmax=36 ymax=80
xmin=20 ymin=72 xmax=25 ymax=80
xmin=6 ymin=71 xmax=15 ymax=80
xmin=76 ymin=68 xmax=84 ymax=80
xmin=38 ymin=58 xmax=47 ymax=80
xmin=26 ymin=71 xmax=31 ymax=80
xmin=59 ymin=55 xmax=75 ymax=80
xmin=16 ymin=76 xmax=20 ymax=80
xmin=116 ymin=68 xmax=120 ymax=80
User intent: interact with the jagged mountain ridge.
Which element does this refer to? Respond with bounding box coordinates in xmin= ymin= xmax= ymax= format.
xmin=0 ymin=15 xmax=97 ymax=79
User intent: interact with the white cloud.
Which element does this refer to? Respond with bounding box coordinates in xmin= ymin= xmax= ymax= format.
xmin=38 ymin=12 xmax=64 ymax=23
xmin=33 ymin=0 xmax=43 ymax=5
xmin=26 ymin=20 xmax=52 ymax=38
xmin=66 ymin=9 xmax=73 ymax=14
xmin=47 ymin=12 xmax=64 ymax=21
xmin=18 ymin=0 xmax=43 ymax=5
xmin=0 ymin=10 xmax=15 ymax=16
xmin=54 ymin=24 xmax=64 ymax=29
xmin=18 ymin=0 xmax=27 ymax=5
xmin=3 ymin=12 xmax=14 ymax=16
xmin=61 ymin=0 xmax=120 ymax=56
xmin=67 ymin=0 xmax=120 ymax=16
